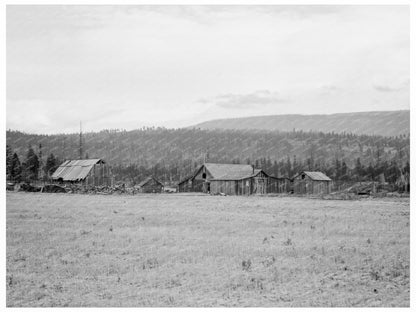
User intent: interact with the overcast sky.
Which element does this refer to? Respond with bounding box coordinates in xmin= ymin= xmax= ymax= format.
xmin=7 ymin=5 xmax=409 ymax=134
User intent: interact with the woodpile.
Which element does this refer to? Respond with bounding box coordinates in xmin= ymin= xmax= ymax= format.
xmin=63 ymin=184 xmax=138 ymax=195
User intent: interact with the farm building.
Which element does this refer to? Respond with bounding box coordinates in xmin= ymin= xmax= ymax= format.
xmin=178 ymin=163 xmax=289 ymax=195
xmin=51 ymin=159 xmax=113 ymax=186
xmin=292 ymin=171 xmax=332 ymax=194
xmin=137 ymin=176 xmax=164 ymax=193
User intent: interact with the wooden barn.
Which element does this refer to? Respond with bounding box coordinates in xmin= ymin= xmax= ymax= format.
xmin=51 ymin=159 xmax=113 ymax=186
xmin=292 ymin=171 xmax=332 ymax=194
xmin=178 ymin=163 xmax=289 ymax=195
xmin=137 ymin=176 xmax=163 ymax=193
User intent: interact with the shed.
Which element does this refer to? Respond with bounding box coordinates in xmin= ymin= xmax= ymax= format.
xmin=292 ymin=171 xmax=332 ymax=194
xmin=178 ymin=174 xmax=195 ymax=193
xmin=178 ymin=163 xmax=289 ymax=195
xmin=51 ymin=159 xmax=112 ymax=186
xmin=137 ymin=176 xmax=163 ymax=193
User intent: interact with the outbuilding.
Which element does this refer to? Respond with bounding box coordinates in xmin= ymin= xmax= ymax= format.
xmin=292 ymin=171 xmax=332 ymax=194
xmin=137 ymin=176 xmax=164 ymax=193
xmin=178 ymin=163 xmax=289 ymax=195
xmin=51 ymin=159 xmax=112 ymax=186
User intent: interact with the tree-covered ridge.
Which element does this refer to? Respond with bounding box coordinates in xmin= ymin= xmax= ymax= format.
xmin=193 ymin=110 xmax=410 ymax=137
xmin=6 ymin=127 xmax=409 ymax=185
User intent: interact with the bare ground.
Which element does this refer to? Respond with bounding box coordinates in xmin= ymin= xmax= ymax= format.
xmin=6 ymin=192 xmax=410 ymax=307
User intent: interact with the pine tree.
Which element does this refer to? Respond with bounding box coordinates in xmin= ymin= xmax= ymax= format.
xmin=354 ymin=158 xmax=362 ymax=180
xmin=334 ymin=158 xmax=341 ymax=180
xmin=44 ymin=153 xmax=58 ymax=177
xmin=292 ymin=155 xmax=298 ymax=176
xmin=272 ymin=160 xmax=278 ymax=177
xmin=286 ymin=156 xmax=292 ymax=178
xmin=24 ymin=146 xmax=39 ymax=181
xmin=6 ymin=145 xmax=13 ymax=180
xmin=38 ymin=143 xmax=44 ymax=180
xmin=10 ymin=153 xmax=22 ymax=182
xmin=341 ymin=161 xmax=348 ymax=180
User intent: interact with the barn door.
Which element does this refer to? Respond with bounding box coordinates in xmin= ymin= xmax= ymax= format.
xmin=256 ymin=178 xmax=266 ymax=194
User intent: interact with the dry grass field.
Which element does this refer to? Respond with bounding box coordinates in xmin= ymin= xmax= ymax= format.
xmin=6 ymin=192 xmax=410 ymax=307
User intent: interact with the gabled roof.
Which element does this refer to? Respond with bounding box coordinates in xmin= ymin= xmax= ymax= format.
xmin=138 ymin=176 xmax=163 ymax=187
xmin=294 ymin=171 xmax=332 ymax=181
xmin=178 ymin=163 xmax=275 ymax=184
xmin=51 ymin=159 xmax=104 ymax=181
xmin=204 ymin=163 xmax=262 ymax=181
xmin=178 ymin=174 xmax=194 ymax=185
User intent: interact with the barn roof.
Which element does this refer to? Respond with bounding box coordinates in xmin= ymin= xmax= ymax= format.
xmin=205 ymin=163 xmax=262 ymax=181
xmin=138 ymin=176 xmax=163 ymax=187
xmin=178 ymin=174 xmax=194 ymax=185
xmin=178 ymin=163 xmax=276 ymax=185
xmin=294 ymin=171 xmax=332 ymax=181
xmin=51 ymin=159 xmax=104 ymax=181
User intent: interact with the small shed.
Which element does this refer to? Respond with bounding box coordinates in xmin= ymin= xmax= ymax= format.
xmin=292 ymin=171 xmax=332 ymax=194
xmin=51 ymin=159 xmax=112 ymax=186
xmin=178 ymin=174 xmax=195 ymax=193
xmin=178 ymin=163 xmax=289 ymax=195
xmin=137 ymin=176 xmax=163 ymax=193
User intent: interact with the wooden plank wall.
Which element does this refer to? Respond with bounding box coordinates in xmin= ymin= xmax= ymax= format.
xmin=85 ymin=163 xmax=112 ymax=187
xmin=210 ymin=180 xmax=238 ymax=195
xmin=293 ymin=179 xmax=331 ymax=194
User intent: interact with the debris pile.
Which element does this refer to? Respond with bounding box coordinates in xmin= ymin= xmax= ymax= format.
xmin=345 ymin=182 xmax=376 ymax=195
xmin=41 ymin=184 xmax=66 ymax=193
xmin=63 ymin=184 xmax=138 ymax=195
xmin=19 ymin=183 xmax=42 ymax=192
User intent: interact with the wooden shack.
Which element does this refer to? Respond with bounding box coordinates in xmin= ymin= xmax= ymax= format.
xmin=178 ymin=174 xmax=195 ymax=193
xmin=137 ymin=176 xmax=163 ymax=193
xmin=178 ymin=163 xmax=289 ymax=195
xmin=292 ymin=171 xmax=332 ymax=194
xmin=51 ymin=159 xmax=112 ymax=186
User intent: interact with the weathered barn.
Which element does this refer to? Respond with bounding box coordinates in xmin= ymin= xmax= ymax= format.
xmin=292 ymin=171 xmax=332 ymax=194
xmin=178 ymin=163 xmax=289 ymax=195
xmin=51 ymin=159 xmax=112 ymax=186
xmin=137 ymin=176 xmax=163 ymax=193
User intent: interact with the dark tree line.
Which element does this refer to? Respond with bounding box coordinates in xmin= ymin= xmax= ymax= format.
xmin=6 ymin=145 xmax=60 ymax=183
xmin=110 ymin=154 xmax=409 ymax=186
xmin=6 ymin=127 xmax=410 ymax=185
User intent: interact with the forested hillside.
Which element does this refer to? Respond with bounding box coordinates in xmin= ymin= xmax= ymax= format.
xmin=193 ymin=110 xmax=410 ymax=137
xmin=6 ymin=127 xmax=409 ymax=185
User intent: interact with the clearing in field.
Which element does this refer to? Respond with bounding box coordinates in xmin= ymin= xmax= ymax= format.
xmin=6 ymin=192 xmax=410 ymax=307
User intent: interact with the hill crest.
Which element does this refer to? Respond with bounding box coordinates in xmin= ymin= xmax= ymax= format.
xmin=192 ymin=110 xmax=409 ymax=137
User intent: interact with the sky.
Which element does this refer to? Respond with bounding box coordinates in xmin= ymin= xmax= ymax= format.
xmin=6 ymin=5 xmax=410 ymax=134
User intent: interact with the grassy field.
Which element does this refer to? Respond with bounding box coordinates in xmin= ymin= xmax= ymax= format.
xmin=6 ymin=192 xmax=410 ymax=307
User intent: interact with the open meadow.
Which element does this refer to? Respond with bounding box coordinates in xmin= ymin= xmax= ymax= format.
xmin=6 ymin=192 xmax=410 ymax=307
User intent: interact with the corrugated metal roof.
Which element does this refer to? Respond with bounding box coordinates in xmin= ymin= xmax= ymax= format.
xmin=298 ymin=171 xmax=332 ymax=181
xmin=51 ymin=159 xmax=104 ymax=181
